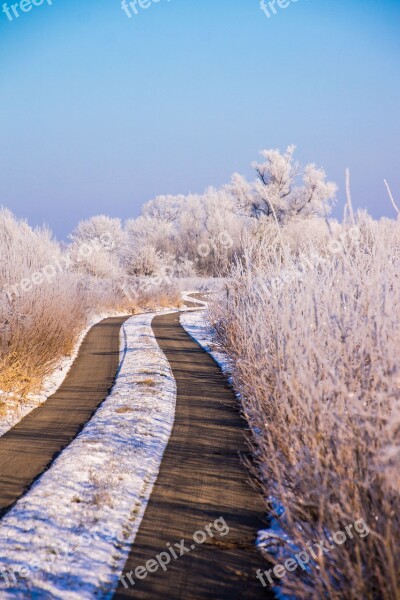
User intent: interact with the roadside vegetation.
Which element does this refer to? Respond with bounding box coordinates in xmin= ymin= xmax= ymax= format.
xmin=0 ymin=210 xmax=179 ymax=400
xmin=208 ymin=152 xmax=400 ymax=599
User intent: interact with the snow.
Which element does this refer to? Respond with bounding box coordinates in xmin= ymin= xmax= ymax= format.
xmin=180 ymin=304 xmax=232 ymax=381
xmin=0 ymin=311 xmax=177 ymax=599
xmin=0 ymin=311 xmax=129 ymax=438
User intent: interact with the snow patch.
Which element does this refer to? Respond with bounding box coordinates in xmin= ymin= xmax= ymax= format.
xmin=180 ymin=309 xmax=232 ymax=377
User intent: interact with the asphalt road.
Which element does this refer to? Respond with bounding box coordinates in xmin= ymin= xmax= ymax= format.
xmin=114 ymin=308 xmax=273 ymax=600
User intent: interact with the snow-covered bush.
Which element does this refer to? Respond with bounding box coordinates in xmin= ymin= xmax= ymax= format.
xmin=209 ymin=210 xmax=400 ymax=599
xmin=69 ymin=215 xmax=124 ymax=254
xmin=69 ymin=215 xmax=124 ymax=279
xmin=124 ymin=188 xmax=243 ymax=277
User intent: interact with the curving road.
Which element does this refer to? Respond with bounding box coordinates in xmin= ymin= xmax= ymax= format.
xmin=114 ymin=306 xmax=273 ymax=600
xmin=0 ymin=302 xmax=273 ymax=599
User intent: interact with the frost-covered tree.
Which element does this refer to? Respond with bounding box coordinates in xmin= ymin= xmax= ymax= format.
xmin=291 ymin=163 xmax=338 ymax=218
xmin=176 ymin=188 xmax=241 ymax=275
xmin=0 ymin=208 xmax=62 ymax=287
xmin=69 ymin=215 xmax=124 ymax=278
xmin=122 ymin=215 xmax=177 ymax=275
xmin=69 ymin=215 xmax=123 ymax=255
xmin=252 ymin=145 xmax=299 ymax=220
xmin=124 ymin=215 xmax=176 ymax=251
xmin=142 ymin=194 xmax=185 ymax=223
xmin=230 ymin=146 xmax=337 ymax=223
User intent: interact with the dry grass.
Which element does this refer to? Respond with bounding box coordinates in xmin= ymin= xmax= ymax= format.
xmin=115 ymin=406 xmax=135 ymax=414
xmin=0 ymin=275 xmax=130 ymax=397
xmin=136 ymin=379 xmax=156 ymax=387
xmin=210 ymin=211 xmax=400 ymax=599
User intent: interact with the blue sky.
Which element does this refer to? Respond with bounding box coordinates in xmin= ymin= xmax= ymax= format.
xmin=0 ymin=0 xmax=399 ymax=238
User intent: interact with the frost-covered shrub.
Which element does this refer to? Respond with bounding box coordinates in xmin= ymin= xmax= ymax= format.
xmin=69 ymin=215 xmax=124 ymax=279
xmin=69 ymin=215 xmax=124 ymax=256
xmin=210 ymin=210 xmax=400 ymax=600
xmin=123 ymin=244 xmax=170 ymax=277
xmin=0 ymin=210 xmax=176 ymax=397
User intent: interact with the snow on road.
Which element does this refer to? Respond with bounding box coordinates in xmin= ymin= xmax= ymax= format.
xmin=180 ymin=308 xmax=232 ymax=377
xmin=0 ymin=312 xmax=177 ymax=599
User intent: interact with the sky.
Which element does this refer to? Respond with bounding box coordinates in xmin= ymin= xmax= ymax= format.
xmin=0 ymin=0 xmax=399 ymax=239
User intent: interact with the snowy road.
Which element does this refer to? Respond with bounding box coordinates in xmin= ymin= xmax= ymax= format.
xmin=0 ymin=297 xmax=270 ymax=599
xmin=113 ymin=305 xmax=270 ymax=600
